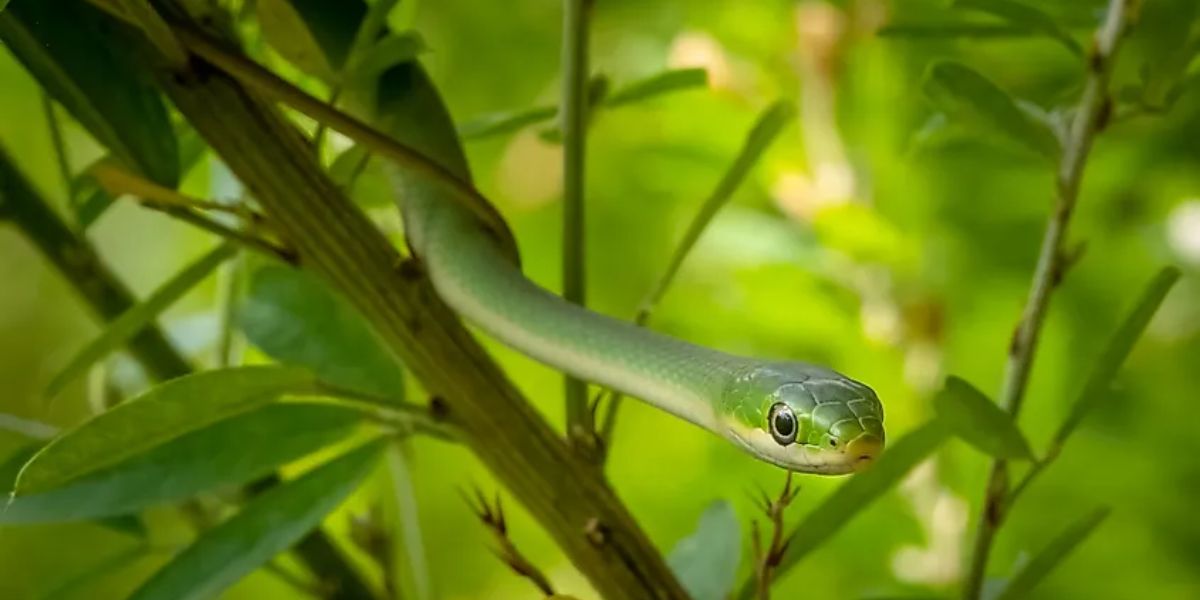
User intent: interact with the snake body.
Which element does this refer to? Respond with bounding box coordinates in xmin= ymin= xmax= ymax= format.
xmin=399 ymin=158 xmax=884 ymax=475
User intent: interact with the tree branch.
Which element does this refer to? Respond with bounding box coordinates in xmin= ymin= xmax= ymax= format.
xmin=961 ymin=2 xmax=1136 ymax=597
xmin=146 ymin=6 xmax=688 ymax=599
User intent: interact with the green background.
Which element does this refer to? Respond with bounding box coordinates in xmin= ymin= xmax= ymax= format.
xmin=2 ymin=0 xmax=1198 ymax=598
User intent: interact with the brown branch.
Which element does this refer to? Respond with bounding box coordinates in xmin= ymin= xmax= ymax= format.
xmin=961 ymin=1 xmax=1137 ymax=598
xmin=138 ymin=4 xmax=688 ymax=598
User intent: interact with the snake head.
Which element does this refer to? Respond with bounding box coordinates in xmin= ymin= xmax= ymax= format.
xmin=723 ymin=365 xmax=885 ymax=475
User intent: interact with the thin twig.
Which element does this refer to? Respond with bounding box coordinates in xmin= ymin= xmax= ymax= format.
xmin=462 ymin=488 xmax=557 ymax=597
xmin=961 ymin=2 xmax=1137 ymax=598
xmin=561 ymin=0 xmax=596 ymax=451
xmin=750 ymin=472 xmax=800 ymax=600
xmin=140 ymin=203 xmax=296 ymax=264
xmin=41 ymin=93 xmax=75 ymax=198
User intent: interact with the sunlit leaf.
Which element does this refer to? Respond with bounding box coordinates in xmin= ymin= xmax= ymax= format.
xmin=241 ymin=265 xmax=406 ymax=400
xmin=954 ymin=0 xmax=1081 ymax=56
xmin=45 ymin=243 xmax=238 ymax=397
xmin=257 ymin=0 xmax=367 ymax=82
xmin=736 ymin=420 xmax=951 ymax=599
xmin=0 ymin=0 xmax=179 ymax=186
xmin=1053 ymin=267 xmax=1180 ymax=447
xmin=667 ymin=500 xmax=741 ymax=600
xmin=605 ymin=68 xmax=708 ymax=108
xmin=922 ymin=60 xmax=1059 ymax=160
xmin=127 ymin=439 xmax=386 ymax=600
xmin=17 ymin=366 xmax=318 ymax=496
xmin=993 ymin=507 xmax=1110 ymax=600
xmin=933 ymin=376 xmax=1034 ymax=460
xmin=37 ymin=545 xmax=148 ymax=600
xmin=3 ymin=403 xmax=361 ymax=523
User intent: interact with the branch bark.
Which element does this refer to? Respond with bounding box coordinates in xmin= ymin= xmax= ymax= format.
xmin=146 ymin=6 xmax=687 ymax=599
xmin=961 ymin=1 xmax=1136 ymax=597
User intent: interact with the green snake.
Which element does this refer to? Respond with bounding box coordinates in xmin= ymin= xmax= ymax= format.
xmin=399 ymin=165 xmax=885 ymax=476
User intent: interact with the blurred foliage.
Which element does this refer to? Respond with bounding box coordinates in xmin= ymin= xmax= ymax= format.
xmin=1 ymin=0 xmax=1199 ymax=599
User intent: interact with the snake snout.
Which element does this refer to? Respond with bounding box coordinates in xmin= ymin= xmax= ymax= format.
xmin=846 ymin=433 xmax=884 ymax=472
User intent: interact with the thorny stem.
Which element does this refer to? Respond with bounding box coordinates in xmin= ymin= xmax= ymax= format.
xmin=463 ymin=489 xmax=557 ymax=597
xmin=961 ymin=1 xmax=1137 ymax=598
xmin=751 ymin=472 xmax=800 ymax=600
xmin=561 ymin=0 xmax=596 ymax=449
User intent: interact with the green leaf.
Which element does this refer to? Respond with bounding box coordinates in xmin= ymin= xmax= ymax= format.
xmin=605 ymin=68 xmax=709 ymax=108
xmin=257 ymin=0 xmax=368 ymax=82
xmin=922 ymin=60 xmax=1060 ymax=161
xmin=879 ymin=22 xmax=1042 ymax=39
xmin=993 ymin=507 xmax=1110 ymax=600
xmin=3 ymin=403 xmax=361 ymax=523
xmin=458 ymin=105 xmax=558 ymax=140
xmin=459 ymin=69 xmax=707 ymax=141
xmin=374 ymin=61 xmax=473 ymax=180
xmin=128 ymin=439 xmax=385 ymax=600
xmin=37 ymin=546 xmax=148 ymax=600
xmin=667 ymin=500 xmax=741 ymax=600
xmin=0 ymin=0 xmax=179 ymax=186
xmin=639 ymin=100 xmax=794 ymax=315
xmin=1053 ymin=267 xmax=1180 ymax=447
xmin=954 ymin=0 xmax=1081 ymax=56
xmin=45 ymin=242 xmax=238 ymax=397
xmin=16 ymin=366 xmax=318 ymax=496
xmin=241 ymin=265 xmax=406 ymax=400
xmin=933 ymin=376 xmax=1034 ymax=460
xmin=345 ymin=30 xmax=427 ymax=86
xmin=736 ymin=420 xmax=951 ymax=599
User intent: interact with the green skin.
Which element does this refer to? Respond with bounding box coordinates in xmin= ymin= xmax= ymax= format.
xmin=402 ymin=179 xmax=885 ymax=475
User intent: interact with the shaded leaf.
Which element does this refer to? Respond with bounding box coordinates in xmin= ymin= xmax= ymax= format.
xmin=606 ymin=68 xmax=709 ymax=108
xmin=16 ymin=366 xmax=318 ymax=496
xmin=128 ymin=439 xmax=386 ymax=600
xmin=345 ymin=30 xmax=427 ymax=85
xmin=994 ymin=507 xmax=1110 ymax=600
xmin=3 ymin=403 xmax=361 ymax=523
xmin=1053 ymin=267 xmax=1180 ymax=447
xmin=257 ymin=0 xmax=367 ymax=82
xmin=922 ymin=61 xmax=1059 ymax=160
xmin=46 ymin=243 xmax=238 ymax=397
xmin=955 ymin=0 xmax=1081 ymax=56
xmin=933 ymin=376 xmax=1034 ymax=460
xmin=0 ymin=0 xmax=179 ymax=186
xmin=736 ymin=420 xmax=951 ymax=599
xmin=374 ymin=61 xmax=473 ymax=180
xmin=667 ymin=500 xmax=741 ymax=600
xmin=241 ymin=265 xmax=405 ymax=400
xmin=879 ymin=22 xmax=1042 ymax=39
xmin=36 ymin=545 xmax=148 ymax=600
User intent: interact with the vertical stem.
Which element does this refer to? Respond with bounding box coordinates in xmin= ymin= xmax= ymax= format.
xmin=561 ymin=0 xmax=594 ymax=442
xmin=961 ymin=1 xmax=1134 ymax=598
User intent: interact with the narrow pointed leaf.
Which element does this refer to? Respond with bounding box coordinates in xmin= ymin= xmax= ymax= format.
xmin=241 ymin=265 xmax=406 ymax=400
xmin=1054 ymin=267 xmax=1180 ymax=446
xmin=459 ymin=105 xmax=558 ymax=140
xmin=257 ymin=0 xmax=367 ymax=82
xmin=128 ymin=439 xmax=386 ymax=600
xmin=955 ymin=0 xmax=1081 ymax=56
xmin=3 ymin=403 xmax=362 ymax=523
xmin=667 ymin=500 xmax=741 ymax=600
xmin=46 ymin=242 xmax=238 ymax=397
xmin=994 ymin=507 xmax=1110 ymax=600
xmin=345 ymin=30 xmax=427 ymax=85
xmin=736 ymin=420 xmax=951 ymax=599
xmin=923 ymin=61 xmax=1059 ymax=161
xmin=933 ymin=376 xmax=1034 ymax=460
xmin=16 ymin=366 xmax=318 ymax=496
xmin=606 ymin=68 xmax=709 ymax=108
xmin=0 ymin=0 xmax=179 ymax=186
xmin=879 ymin=22 xmax=1041 ymax=39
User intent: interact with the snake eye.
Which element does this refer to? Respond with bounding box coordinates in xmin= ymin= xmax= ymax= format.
xmin=768 ymin=403 xmax=797 ymax=446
